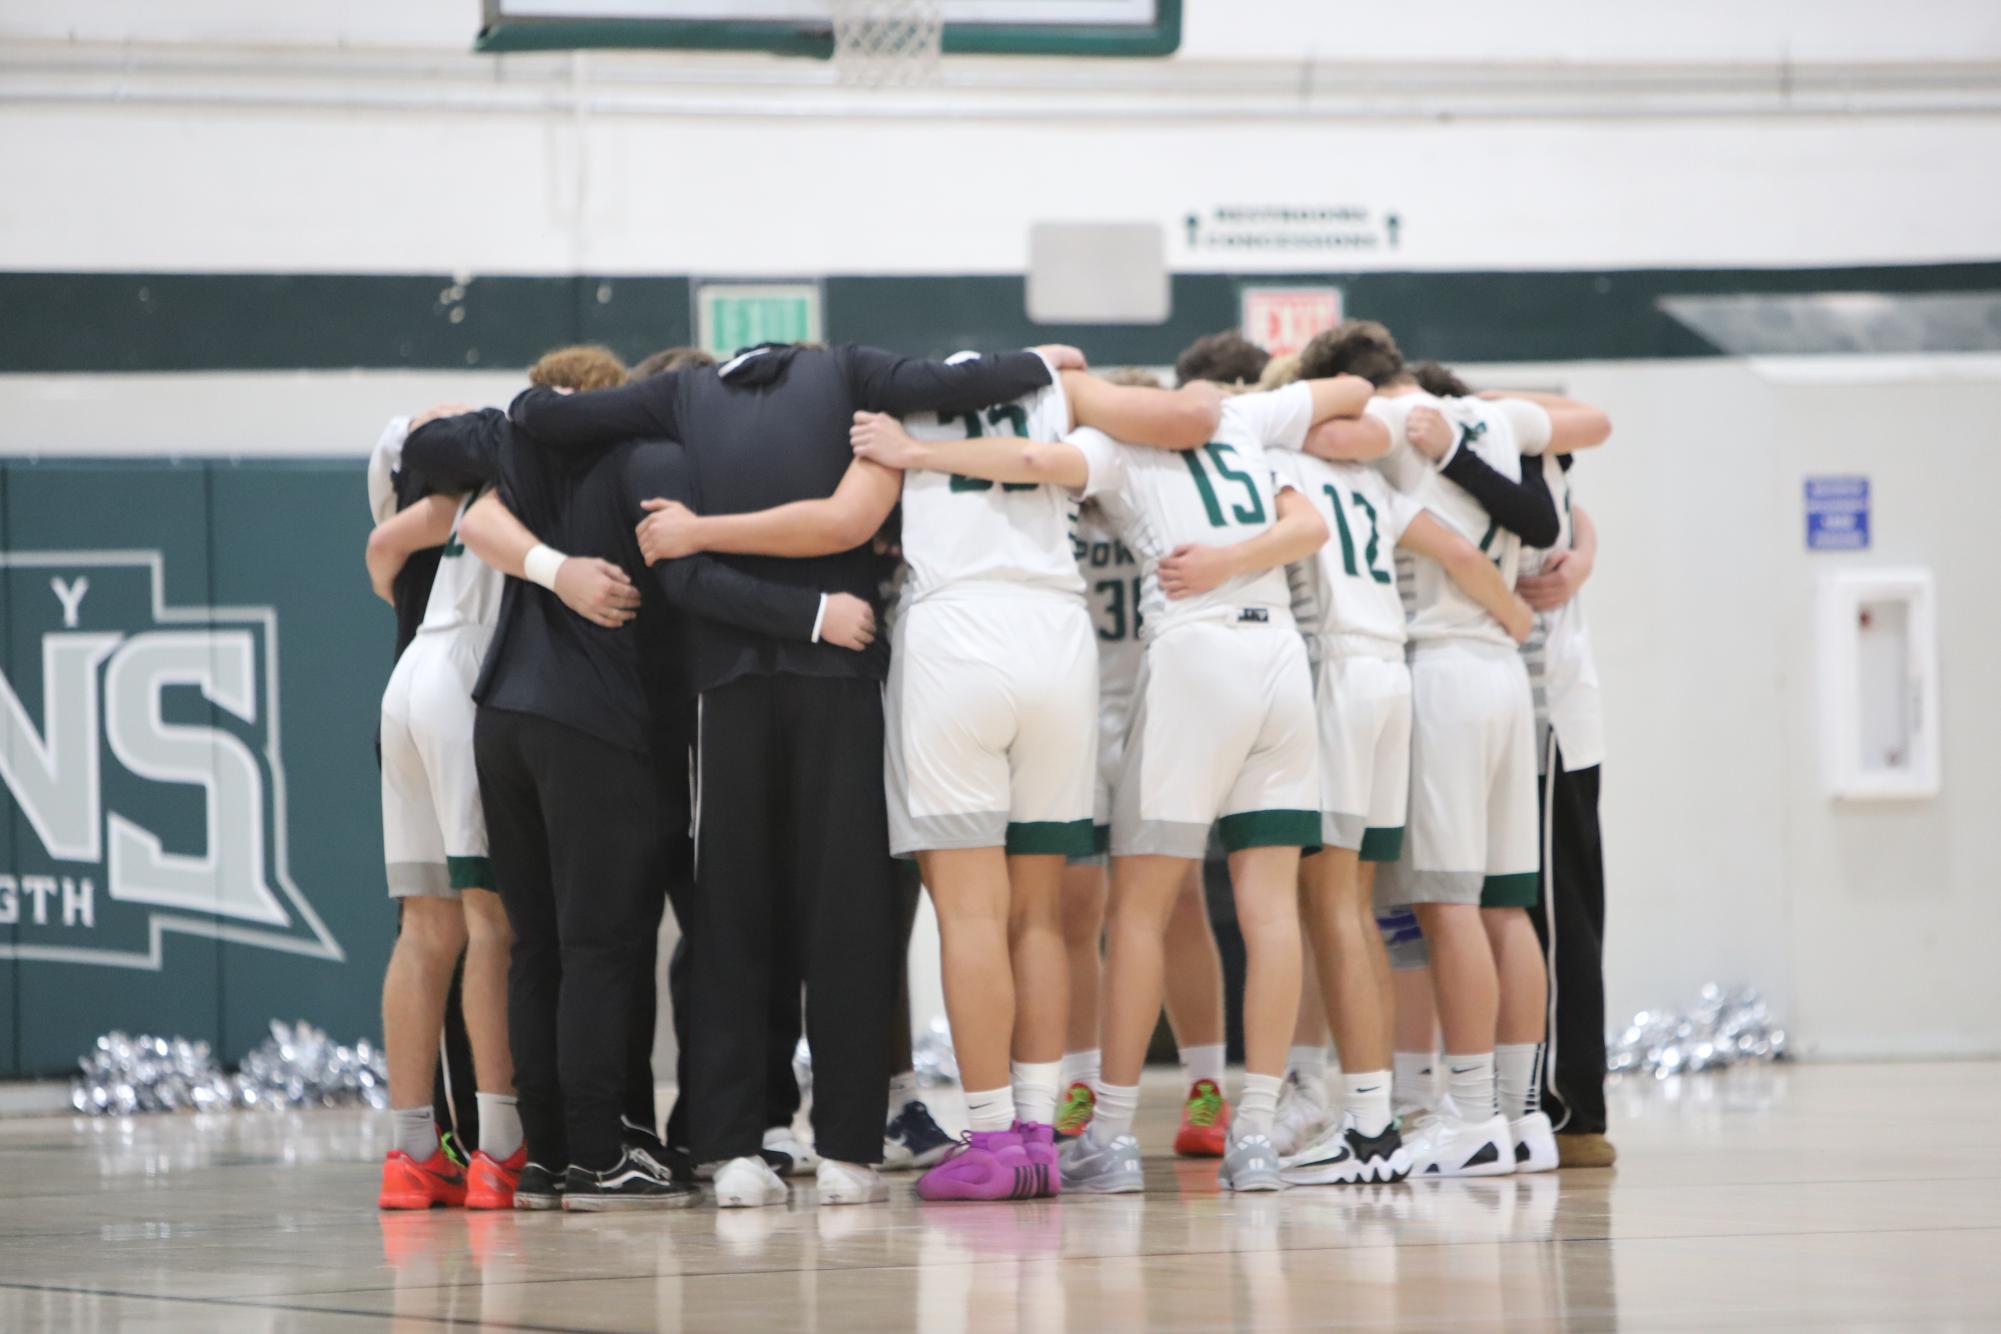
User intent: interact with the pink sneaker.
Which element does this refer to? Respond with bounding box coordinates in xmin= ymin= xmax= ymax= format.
xmin=915 ymin=1129 xmax=1039 ymax=1202
xmin=1013 ymin=1121 xmax=1060 ymax=1198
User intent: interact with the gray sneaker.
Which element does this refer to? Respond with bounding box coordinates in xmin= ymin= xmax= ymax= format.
xmin=1218 ymin=1131 xmax=1287 ymax=1192
xmin=1059 ymin=1129 xmax=1144 ymax=1194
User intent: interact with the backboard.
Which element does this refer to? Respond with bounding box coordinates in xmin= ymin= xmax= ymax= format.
xmin=476 ymin=0 xmax=1181 ymax=57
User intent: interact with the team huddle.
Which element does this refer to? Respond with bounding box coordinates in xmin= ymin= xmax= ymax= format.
xmin=363 ymin=318 xmax=1612 ymax=1212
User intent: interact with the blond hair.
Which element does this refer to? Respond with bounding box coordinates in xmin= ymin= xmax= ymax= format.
xmin=1258 ymin=353 xmax=1301 ymax=390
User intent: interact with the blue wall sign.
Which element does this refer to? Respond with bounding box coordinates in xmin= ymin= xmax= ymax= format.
xmin=1805 ymin=476 xmax=1870 ymax=551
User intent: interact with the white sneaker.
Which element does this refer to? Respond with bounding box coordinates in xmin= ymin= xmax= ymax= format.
xmin=1509 ymin=1111 xmax=1558 ymax=1174
xmin=763 ymin=1125 xmax=820 ymax=1177
xmin=816 ymin=1158 xmax=888 ymax=1206
xmin=1269 ymin=1072 xmax=1329 ymax=1157
xmin=713 ymin=1155 xmax=789 ymax=1208
xmin=1404 ymin=1107 xmax=1514 ymax=1179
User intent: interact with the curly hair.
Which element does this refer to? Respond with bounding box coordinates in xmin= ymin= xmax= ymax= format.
xmin=527 ymin=344 xmax=628 ymax=392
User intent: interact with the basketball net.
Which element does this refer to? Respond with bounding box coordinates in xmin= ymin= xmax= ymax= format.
xmin=828 ymin=0 xmax=944 ymax=86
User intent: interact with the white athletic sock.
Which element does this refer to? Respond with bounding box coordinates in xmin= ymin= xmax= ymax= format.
xmin=1342 ymin=1071 xmax=1394 ymax=1138
xmin=1236 ymin=1073 xmax=1284 ymax=1139
xmin=888 ymin=1070 xmax=920 ymax=1117
xmin=1091 ymin=1081 xmax=1141 ymax=1140
xmin=1011 ymin=1060 xmax=1061 ymax=1127
xmin=475 ymin=1093 xmax=522 ymax=1160
xmin=1445 ymin=1052 xmax=1497 ymax=1122
xmin=1496 ymin=1043 xmax=1543 ymax=1121
xmin=1393 ymin=1050 xmax=1436 ymax=1113
xmin=963 ymin=1085 xmax=1017 ymax=1134
xmin=1058 ymin=1048 xmax=1100 ymax=1090
xmin=390 ymin=1106 xmax=438 ymax=1161
xmin=1180 ymin=1042 xmax=1226 ymax=1088
xmin=1287 ymin=1044 xmax=1329 ymax=1083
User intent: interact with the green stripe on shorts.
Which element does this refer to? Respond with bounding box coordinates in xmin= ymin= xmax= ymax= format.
xmin=1007 ymin=819 xmax=1098 ymax=856
xmin=1217 ymin=809 xmax=1321 ymax=852
xmin=1479 ymin=871 xmax=1539 ymax=908
xmin=1359 ymin=826 xmax=1405 ymax=863
xmin=447 ymin=856 xmax=493 ymax=890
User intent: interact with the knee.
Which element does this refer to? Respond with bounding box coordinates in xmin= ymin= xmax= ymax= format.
xmin=460 ymin=890 xmax=513 ymax=951
xmin=398 ymin=899 xmax=467 ymax=961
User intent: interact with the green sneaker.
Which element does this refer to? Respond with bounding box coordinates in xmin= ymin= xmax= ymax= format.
xmin=1055 ymin=1081 xmax=1096 ymax=1140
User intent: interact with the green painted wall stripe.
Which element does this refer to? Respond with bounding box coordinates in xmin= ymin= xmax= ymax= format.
xmin=2 ymin=263 xmax=1996 ymax=374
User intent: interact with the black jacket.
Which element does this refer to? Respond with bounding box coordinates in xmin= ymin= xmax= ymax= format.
xmin=509 ymin=343 xmax=1054 ymax=693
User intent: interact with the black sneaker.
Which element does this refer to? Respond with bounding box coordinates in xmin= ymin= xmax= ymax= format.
xmin=513 ymin=1161 xmax=567 ymax=1211
xmin=883 ymin=1099 xmax=954 ymax=1170
xmin=563 ymin=1147 xmax=703 ymax=1212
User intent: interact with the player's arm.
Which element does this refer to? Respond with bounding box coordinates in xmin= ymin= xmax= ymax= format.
xmin=1517 ymin=501 xmax=1598 ymax=613
xmin=634 ymin=457 xmax=903 ymax=565
xmin=1062 ymin=371 xmax=1223 ymax=451
xmin=843 ymin=344 xmax=1074 ymax=417
xmin=850 ymin=411 xmax=1090 ymax=489
xmin=508 ymin=376 xmax=680 ymax=456
xmin=364 ymin=493 xmax=459 ymax=605
xmin=1157 ymin=486 xmax=1329 ymax=600
xmin=1397 ymin=509 xmax=1534 ymax=644
xmin=1478 ymin=390 xmax=1611 ymax=453
xmin=1403 ymin=405 xmax=1561 ymax=548
xmin=457 ymin=491 xmax=642 ymax=630
xmin=1302 ymin=374 xmax=1375 ymax=424
xmin=1300 ymin=414 xmax=1393 ymax=463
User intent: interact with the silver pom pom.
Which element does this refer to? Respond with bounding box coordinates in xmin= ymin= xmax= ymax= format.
xmin=1608 ymin=984 xmax=1792 ymax=1078
xmin=911 ymin=1015 xmax=959 ymax=1088
xmin=71 ymin=1021 xmax=388 ymax=1116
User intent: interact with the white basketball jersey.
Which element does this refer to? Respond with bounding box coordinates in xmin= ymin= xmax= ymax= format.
xmin=1272 ymin=448 xmax=1419 ymax=645
xmin=418 ymin=490 xmax=503 ymax=637
xmin=896 ymin=370 xmax=1082 ymax=606
xmin=1071 ymin=383 xmax=1312 ymax=639
xmin=1075 ymin=505 xmax=1144 ymax=704
xmin=1371 ymin=393 xmax=1550 ymax=648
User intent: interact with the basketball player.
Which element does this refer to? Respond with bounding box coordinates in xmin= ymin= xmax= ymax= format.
xmin=1299 ymin=322 xmax=1607 ymax=1179
xmin=364 ymin=347 xmax=627 ymax=1211
xmin=1255 ymin=354 xmax=1535 ymax=1185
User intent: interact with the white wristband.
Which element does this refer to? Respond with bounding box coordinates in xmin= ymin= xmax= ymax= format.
xmin=523 ymin=544 xmax=568 ymax=591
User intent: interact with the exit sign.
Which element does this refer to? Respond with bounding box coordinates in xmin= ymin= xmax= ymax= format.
xmin=696 ymin=282 xmax=822 ymax=359
xmin=1240 ymin=286 xmax=1344 ymax=358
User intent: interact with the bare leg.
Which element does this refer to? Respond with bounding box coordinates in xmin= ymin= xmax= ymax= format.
xmin=1099 ymin=855 xmax=1196 ymax=1089
xmin=1413 ymin=902 xmax=1499 ymax=1095
xmin=1160 ymin=862 xmax=1225 ymax=1051
xmin=1227 ymin=846 xmax=1304 ymax=1080
xmin=383 ymin=897 xmax=468 ymax=1109
xmin=1301 ymin=849 xmax=1390 ymax=1073
xmin=1058 ymin=863 xmax=1107 ymax=1056
xmin=1392 ymin=965 xmax=1437 ymax=1056
xmin=917 ymin=848 xmax=1015 ymax=1097
xmin=1292 ymin=908 xmax=1330 ymax=1049
xmin=1007 ymin=855 xmax=1067 ymax=1066
xmin=458 ymin=888 xmax=515 ymax=1093
xmin=1484 ymin=906 xmax=1547 ymax=1047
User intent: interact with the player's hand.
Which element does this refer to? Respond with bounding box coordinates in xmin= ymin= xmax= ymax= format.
xmin=1406 ymin=405 xmax=1454 ymax=462
xmin=850 ymin=412 xmax=927 ymax=471
xmin=1516 ymin=547 xmax=1593 ymax=611
xmin=1502 ymin=595 xmax=1535 ymax=645
xmin=636 ymin=498 xmax=705 ymax=564
xmin=1033 ymin=344 xmax=1088 ymax=372
xmin=409 ymin=401 xmax=477 ymax=431
xmin=1157 ymin=543 xmax=1240 ymax=599
xmin=554 ymin=557 xmax=641 ymax=629
xmin=819 ymin=592 xmax=877 ymax=652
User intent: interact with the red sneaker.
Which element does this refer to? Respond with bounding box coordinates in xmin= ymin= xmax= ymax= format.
xmin=465 ymin=1146 xmax=527 ymax=1210
xmin=1172 ymin=1079 xmax=1231 ymax=1158
xmin=378 ymin=1148 xmax=467 ymax=1210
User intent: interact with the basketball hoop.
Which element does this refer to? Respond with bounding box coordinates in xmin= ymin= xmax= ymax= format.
xmin=827 ymin=0 xmax=943 ymax=86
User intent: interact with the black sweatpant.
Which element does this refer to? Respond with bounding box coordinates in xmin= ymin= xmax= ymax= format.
xmin=664 ymin=934 xmax=802 ymax=1150
xmin=685 ymin=674 xmax=898 ymax=1165
xmin=474 ymin=706 xmax=666 ymax=1172
xmin=1533 ymin=750 xmax=1608 ymax=1135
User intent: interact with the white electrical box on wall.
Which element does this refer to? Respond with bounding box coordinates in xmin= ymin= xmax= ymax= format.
xmin=1817 ymin=567 xmax=1940 ymax=800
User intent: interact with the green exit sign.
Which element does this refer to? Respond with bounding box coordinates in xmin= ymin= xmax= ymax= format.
xmin=697 ymin=282 xmax=822 ymax=358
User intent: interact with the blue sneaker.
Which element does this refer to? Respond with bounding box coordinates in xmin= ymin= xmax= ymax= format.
xmin=883 ymin=1099 xmax=954 ymax=1170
